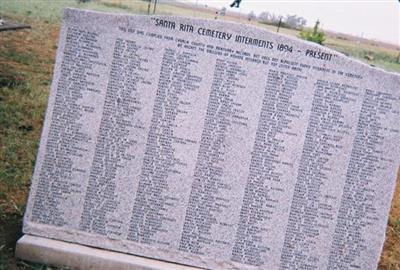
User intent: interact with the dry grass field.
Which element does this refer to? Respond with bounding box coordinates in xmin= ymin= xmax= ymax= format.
xmin=0 ymin=0 xmax=399 ymax=269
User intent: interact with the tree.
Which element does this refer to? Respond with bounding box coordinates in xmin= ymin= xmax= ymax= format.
xmin=257 ymin=11 xmax=307 ymax=30
xmin=299 ymin=20 xmax=326 ymax=45
xmin=285 ymin=15 xmax=307 ymax=29
xmin=258 ymin=12 xmax=270 ymax=23
xmin=219 ymin=7 xmax=227 ymax=16
xmin=269 ymin=13 xmax=281 ymax=25
xmin=248 ymin=11 xmax=256 ymax=21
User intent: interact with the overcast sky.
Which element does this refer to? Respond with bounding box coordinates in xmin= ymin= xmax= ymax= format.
xmin=179 ymin=0 xmax=400 ymax=45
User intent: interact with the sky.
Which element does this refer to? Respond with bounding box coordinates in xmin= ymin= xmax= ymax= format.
xmin=178 ymin=0 xmax=400 ymax=45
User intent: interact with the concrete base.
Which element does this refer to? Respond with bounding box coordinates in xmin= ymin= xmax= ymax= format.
xmin=16 ymin=235 xmax=202 ymax=270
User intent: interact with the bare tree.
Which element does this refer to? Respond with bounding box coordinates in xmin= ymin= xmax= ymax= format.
xmin=285 ymin=14 xmax=307 ymax=29
xmin=258 ymin=12 xmax=270 ymax=23
xmin=248 ymin=11 xmax=256 ymax=21
xmin=219 ymin=7 xmax=227 ymax=16
xmin=269 ymin=13 xmax=281 ymax=25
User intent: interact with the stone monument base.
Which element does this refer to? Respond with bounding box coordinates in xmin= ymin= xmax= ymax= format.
xmin=16 ymin=235 xmax=200 ymax=270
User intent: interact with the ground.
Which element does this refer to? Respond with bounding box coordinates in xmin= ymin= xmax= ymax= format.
xmin=0 ymin=0 xmax=399 ymax=269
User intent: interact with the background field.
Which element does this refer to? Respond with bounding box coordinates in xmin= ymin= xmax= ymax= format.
xmin=0 ymin=0 xmax=399 ymax=269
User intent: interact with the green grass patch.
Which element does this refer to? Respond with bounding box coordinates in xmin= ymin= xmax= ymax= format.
xmin=0 ymin=67 xmax=26 ymax=88
xmin=325 ymin=42 xmax=400 ymax=73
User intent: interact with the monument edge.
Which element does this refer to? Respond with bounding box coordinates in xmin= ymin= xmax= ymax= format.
xmin=15 ymin=234 xmax=204 ymax=270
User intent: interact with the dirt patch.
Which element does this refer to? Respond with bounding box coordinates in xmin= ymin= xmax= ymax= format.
xmin=0 ymin=213 xmax=23 ymax=270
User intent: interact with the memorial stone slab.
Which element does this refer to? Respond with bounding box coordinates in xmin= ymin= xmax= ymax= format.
xmin=17 ymin=8 xmax=400 ymax=270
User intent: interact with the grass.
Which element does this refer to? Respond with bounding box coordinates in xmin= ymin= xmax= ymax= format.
xmin=0 ymin=11 xmax=59 ymax=269
xmin=0 ymin=0 xmax=399 ymax=269
xmin=324 ymin=36 xmax=400 ymax=73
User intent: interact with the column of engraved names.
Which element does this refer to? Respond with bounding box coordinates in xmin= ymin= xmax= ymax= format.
xmin=231 ymin=70 xmax=302 ymax=266
xmin=79 ymin=39 xmax=149 ymax=236
xmin=128 ymin=49 xmax=202 ymax=245
xmin=327 ymin=90 xmax=398 ymax=269
xmin=179 ymin=59 xmax=248 ymax=255
xmin=31 ymin=27 xmax=103 ymax=226
xmin=280 ymin=80 xmax=358 ymax=269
